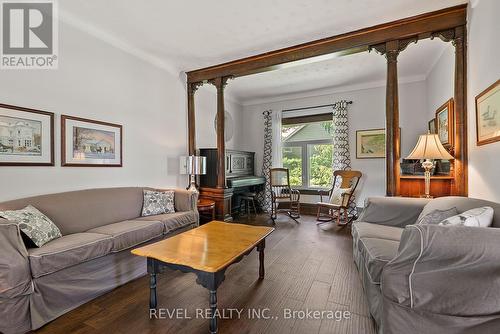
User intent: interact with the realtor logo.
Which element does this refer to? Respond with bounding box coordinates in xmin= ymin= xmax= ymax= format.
xmin=1 ymin=0 xmax=58 ymax=69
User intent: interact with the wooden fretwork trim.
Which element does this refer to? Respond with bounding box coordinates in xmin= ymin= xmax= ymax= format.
xmin=368 ymin=36 xmax=418 ymax=57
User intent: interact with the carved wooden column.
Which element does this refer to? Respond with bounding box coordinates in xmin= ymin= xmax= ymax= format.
xmin=384 ymin=40 xmax=401 ymax=197
xmin=431 ymin=27 xmax=468 ymax=196
xmin=187 ymin=82 xmax=203 ymax=155
xmin=452 ymin=26 xmax=467 ymax=196
xmin=208 ymin=76 xmax=231 ymax=189
xmin=199 ymin=76 xmax=234 ymax=221
xmin=370 ymin=38 xmax=416 ymax=196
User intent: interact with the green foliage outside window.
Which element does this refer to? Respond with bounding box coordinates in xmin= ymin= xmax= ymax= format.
xmin=282 ymin=120 xmax=334 ymax=189
xmin=282 ymin=147 xmax=302 ymax=186
xmin=309 ymin=144 xmax=333 ymax=188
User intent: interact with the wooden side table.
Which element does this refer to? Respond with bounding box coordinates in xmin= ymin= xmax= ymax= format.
xmin=197 ymin=198 xmax=216 ymax=224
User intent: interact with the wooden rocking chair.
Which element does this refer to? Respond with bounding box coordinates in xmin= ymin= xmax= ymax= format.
xmin=316 ymin=170 xmax=362 ymax=226
xmin=270 ymin=168 xmax=300 ymax=223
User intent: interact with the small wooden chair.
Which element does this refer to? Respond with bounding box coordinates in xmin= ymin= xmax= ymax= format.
xmin=316 ymin=170 xmax=362 ymax=226
xmin=270 ymin=168 xmax=300 ymax=223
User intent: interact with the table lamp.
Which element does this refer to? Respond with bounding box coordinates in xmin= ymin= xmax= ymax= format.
xmin=406 ymin=133 xmax=454 ymax=198
xmin=180 ymin=156 xmax=206 ymax=193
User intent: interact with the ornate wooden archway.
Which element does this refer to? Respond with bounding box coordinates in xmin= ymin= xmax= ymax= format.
xmin=186 ymin=4 xmax=468 ymax=218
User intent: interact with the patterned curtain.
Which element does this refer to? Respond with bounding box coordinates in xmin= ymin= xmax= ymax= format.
xmin=256 ymin=110 xmax=273 ymax=213
xmin=332 ymin=100 xmax=357 ymax=215
xmin=332 ymin=100 xmax=352 ymax=171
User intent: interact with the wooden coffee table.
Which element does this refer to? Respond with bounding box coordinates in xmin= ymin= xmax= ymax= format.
xmin=131 ymin=221 xmax=274 ymax=334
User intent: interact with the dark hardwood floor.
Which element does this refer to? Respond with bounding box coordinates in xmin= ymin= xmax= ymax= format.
xmin=33 ymin=214 xmax=376 ymax=334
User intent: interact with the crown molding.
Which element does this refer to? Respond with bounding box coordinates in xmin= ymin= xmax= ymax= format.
xmin=424 ymin=43 xmax=451 ymax=80
xmin=470 ymin=0 xmax=480 ymax=8
xmin=58 ymin=9 xmax=180 ymax=77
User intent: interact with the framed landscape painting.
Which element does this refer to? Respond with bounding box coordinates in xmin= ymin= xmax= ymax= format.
xmin=61 ymin=115 xmax=122 ymax=167
xmin=0 ymin=104 xmax=54 ymax=166
xmin=476 ymin=79 xmax=500 ymax=146
xmin=356 ymin=128 xmax=401 ymax=159
xmin=435 ymin=99 xmax=454 ymax=148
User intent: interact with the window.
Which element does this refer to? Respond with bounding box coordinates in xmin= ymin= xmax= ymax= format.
xmin=282 ymin=146 xmax=302 ymax=186
xmin=281 ymin=115 xmax=333 ymax=189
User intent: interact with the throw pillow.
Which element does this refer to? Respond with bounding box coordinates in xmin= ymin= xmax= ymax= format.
xmin=141 ymin=190 xmax=175 ymax=217
xmin=439 ymin=206 xmax=494 ymax=227
xmin=0 ymin=205 xmax=62 ymax=247
xmin=329 ymin=188 xmax=352 ymax=207
xmin=417 ymin=207 xmax=458 ymax=225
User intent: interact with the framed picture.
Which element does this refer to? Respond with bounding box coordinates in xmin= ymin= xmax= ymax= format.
xmin=476 ymin=79 xmax=500 ymax=146
xmin=356 ymin=128 xmax=401 ymax=159
xmin=61 ymin=115 xmax=122 ymax=167
xmin=0 ymin=103 xmax=54 ymax=166
xmin=435 ymin=99 xmax=454 ymax=147
xmin=428 ymin=118 xmax=436 ymax=134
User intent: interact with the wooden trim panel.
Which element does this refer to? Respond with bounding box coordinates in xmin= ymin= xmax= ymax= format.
xmin=282 ymin=113 xmax=332 ymax=125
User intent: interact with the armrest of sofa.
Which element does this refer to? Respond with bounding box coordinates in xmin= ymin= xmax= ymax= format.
xmin=173 ymin=189 xmax=198 ymax=212
xmin=382 ymin=224 xmax=500 ymax=316
xmin=0 ymin=218 xmax=32 ymax=299
xmin=356 ymin=197 xmax=430 ymax=227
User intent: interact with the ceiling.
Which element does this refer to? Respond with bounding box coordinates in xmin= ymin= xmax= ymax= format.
xmin=59 ymin=0 xmax=465 ymax=104
xmin=60 ymin=0 xmax=466 ymax=73
xmin=228 ymin=38 xmax=451 ymax=104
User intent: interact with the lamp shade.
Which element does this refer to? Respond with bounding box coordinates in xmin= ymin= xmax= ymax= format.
xmin=407 ymin=134 xmax=454 ymax=160
xmin=179 ymin=156 xmax=206 ymax=175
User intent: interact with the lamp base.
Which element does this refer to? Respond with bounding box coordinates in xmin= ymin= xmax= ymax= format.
xmin=421 ymin=159 xmax=435 ymax=199
xmin=187 ymin=174 xmax=199 ymax=194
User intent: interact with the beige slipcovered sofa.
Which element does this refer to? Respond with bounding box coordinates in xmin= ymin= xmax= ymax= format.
xmin=352 ymin=196 xmax=500 ymax=334
xmin=0 ymin=187 xmax=199 ymax=334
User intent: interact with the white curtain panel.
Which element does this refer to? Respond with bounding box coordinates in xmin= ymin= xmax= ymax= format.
xmin=271 ymin=110 xmax=283 ymax=167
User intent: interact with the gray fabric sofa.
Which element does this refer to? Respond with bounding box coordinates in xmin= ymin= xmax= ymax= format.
xmin=352 ymin=196 xmax=500 ymax=334
xmin=0 ymin=187 xmax=199 ymax=334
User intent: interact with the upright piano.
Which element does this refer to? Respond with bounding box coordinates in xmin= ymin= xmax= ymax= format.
xmin=199 ymin=148 xmax=265 ymax=219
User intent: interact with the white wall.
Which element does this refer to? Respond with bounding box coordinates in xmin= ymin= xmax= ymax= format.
xmin=426 ymin=44 xmax=455 ymax=121
xmin=0 ymin=20 xmax=242 ymax=202
xmin=241 ymin=81 xmax=428 ymax=205
xmin=467 ymin=0 xmax=500 ymax=202
xmin=195 ymin=86 xmax=244 ymax=151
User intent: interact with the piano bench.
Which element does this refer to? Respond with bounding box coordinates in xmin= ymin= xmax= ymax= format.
xmin=239 ymin=194 xmax=257 ymax=217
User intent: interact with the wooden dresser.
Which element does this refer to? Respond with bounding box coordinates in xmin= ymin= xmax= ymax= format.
xmin=399 ymin=175 xmax=454 ymax=198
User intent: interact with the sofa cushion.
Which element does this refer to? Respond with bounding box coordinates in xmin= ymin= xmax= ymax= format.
xmin=87 ymin=220 xmax=164 ymax=252
xmin=352 ymin=222 xmax=404 ymax=242
xmin=0 ymin=187 xmax=145 ymax=235
xmin=137 ymin=211 xmax=197 ymax=233
xmin=28 ymin=232 xmax=113 ymax=278
xmin=417 ymin=196 xmax=500 ymax=228
xmin=141 ymin=190 xmax=175 ymax=217
xmin=0 ymin=205 xmax=62 ymax=248
xmin=358 ymin=237 xmax=399 ymax=284
xmin=417 ymin=207 xmax=459 ymax=225
xmin=440 ymin=206 xmax=494 ymax=227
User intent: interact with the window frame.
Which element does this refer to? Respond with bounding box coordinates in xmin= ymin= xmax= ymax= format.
xmin=281 ymin=113 xmax=334 ymax=192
